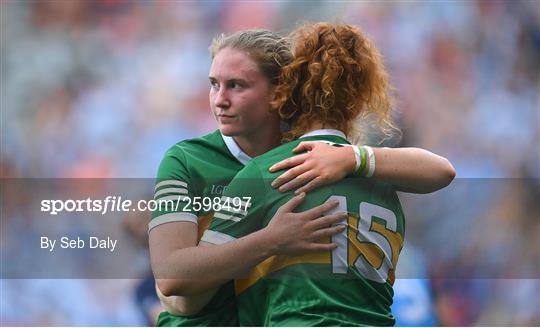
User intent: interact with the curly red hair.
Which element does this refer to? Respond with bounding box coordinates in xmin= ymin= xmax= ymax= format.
xmin=272 ymin=22 xmax=398 ymax=142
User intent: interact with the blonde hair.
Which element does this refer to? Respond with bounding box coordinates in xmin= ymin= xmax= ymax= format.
xmin=209 ymin=29 xmax=293 ymax=85
xmin=272 ymin=22 xmax=399 ymax=142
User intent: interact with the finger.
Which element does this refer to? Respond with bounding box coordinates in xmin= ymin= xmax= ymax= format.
xmin=269 ymin=153 xmax=309 ymax=173
xmin=306 ymin=242 xmax=338 ymax=252
xmin=299 ymin=199 xmax=340 ymax=219
xmin=292 ymin=141 xmax=317 ymax=153
xmin=308 ymin=212 xmax=348 ymax=230
xmin=277 ymin=192 xmax=306 ymax=213
xmin=311 ymin=225 xmax=346 ymax=240
xmin=271 ymin=164 xmax=310 ymax=188
xmin=294 ymin=177 xmax=324 ymax=195
xmin=278 ymin=171 xmax=317 ymax=193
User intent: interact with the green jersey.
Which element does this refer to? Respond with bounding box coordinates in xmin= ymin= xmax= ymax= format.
xmin=150 ymin=130 xmax=251 ymax=327
xmin=202 ymin=130 xmax=405 ymax=326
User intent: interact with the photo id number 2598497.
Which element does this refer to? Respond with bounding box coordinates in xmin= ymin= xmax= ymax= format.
xmin=179 ymin=196 xmax=251 ymax=213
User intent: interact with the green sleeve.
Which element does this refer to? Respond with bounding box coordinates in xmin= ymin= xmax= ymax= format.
xmin=148 ymin=145 xmax=198 ymax=231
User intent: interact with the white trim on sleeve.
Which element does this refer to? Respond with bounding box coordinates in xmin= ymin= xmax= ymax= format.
xmin=154 ymin=180 xmax=188 ymax=191
xmin=154 ymin=187 xmax=188 ymax=199
xmin=200 ymin=230 xmax=237 ymax=245
xmin=148 ymin=212 xmax=198 ymax=233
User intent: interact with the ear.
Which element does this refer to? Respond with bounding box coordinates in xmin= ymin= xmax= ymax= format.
xmin=269 ymin=85 xmax=279 ymax=110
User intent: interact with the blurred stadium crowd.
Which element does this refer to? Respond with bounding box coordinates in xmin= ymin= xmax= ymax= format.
xmin=1 ymin=0 xmax=539 ymax=326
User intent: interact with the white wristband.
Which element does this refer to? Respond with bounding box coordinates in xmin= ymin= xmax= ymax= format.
xmin=364 ymin=146 xmax=376 ymax=178
xmin=351 ymin=145 xmax=361 ymax=172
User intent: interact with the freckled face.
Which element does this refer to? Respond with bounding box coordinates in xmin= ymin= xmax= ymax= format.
xmin=209 ymin=48 xmax=279 ymax=137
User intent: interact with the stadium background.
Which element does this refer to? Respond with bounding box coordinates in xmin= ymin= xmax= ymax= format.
xmin=1 ymin=0 xmax=539 ymax=326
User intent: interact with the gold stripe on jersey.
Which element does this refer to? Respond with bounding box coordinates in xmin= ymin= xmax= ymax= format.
xmin=235 ymin=214 xmax=404 ymax=293
xmin=235 ymin=242 xmax=331 ymax=294
xmin=348 ymin=215 xmax=404 ymax=286
xmin=349 ymin=214 xmax=382 ymax=267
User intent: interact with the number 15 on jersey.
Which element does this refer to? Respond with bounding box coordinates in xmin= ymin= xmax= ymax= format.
xmin=328 ymin=196 xmax=404 ymax=284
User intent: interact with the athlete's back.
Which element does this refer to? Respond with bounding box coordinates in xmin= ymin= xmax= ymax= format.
xmin=203 ymin=131 xmax=405 ymax=326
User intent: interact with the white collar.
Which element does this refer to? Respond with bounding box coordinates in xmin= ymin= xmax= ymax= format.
xmin=221 ymin=134 xmax=252 ymax=165
xmin=299 ymin=129 xmax=347 ymax=140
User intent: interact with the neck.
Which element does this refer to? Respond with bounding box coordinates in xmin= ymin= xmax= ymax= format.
xmin=305 ymin=122 xmax=324 ymax=131
xmin=302 ymin=122 xmax=342 ymax=135
xmin=233 ymin=130 xmax=282 ymax=158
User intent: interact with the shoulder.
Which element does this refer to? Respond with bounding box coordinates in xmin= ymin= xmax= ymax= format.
xmin=229 ymin=140 xmax=302 ymax=184
xmin=260 ymin=139 xmax=301 ymax=160
xmin=169 ymin=130 xmax=224 ymax=154
xmin=161 ymin=130 xmax=228 ymax=161
xmin=157 ymin=130 xmax=224 ymax=175
xmin=232 ymin=160 xmax=265 ymax=181
xmin=248 ymin=140 xmax=302 ymax=174
xmin=366 ymin=180 xmax=402 ymax=213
